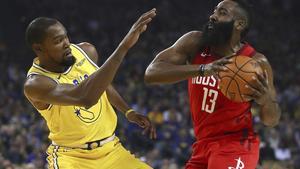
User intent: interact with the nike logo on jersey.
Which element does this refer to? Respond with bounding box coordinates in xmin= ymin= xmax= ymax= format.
xmin=76 ymin=58 xmax=86 ymax=67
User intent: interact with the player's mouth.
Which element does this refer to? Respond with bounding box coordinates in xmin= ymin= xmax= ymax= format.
xmin=207 ymin=22 xmax=214 ymax=30
xmin=64 ymin=48 xmax=72 ymax=57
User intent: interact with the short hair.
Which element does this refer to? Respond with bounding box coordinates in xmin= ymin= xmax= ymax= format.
xmin=25 ymin=17 xmax=58 ymax=47
xmin=232 ymin=0 xmax=253 ymax=39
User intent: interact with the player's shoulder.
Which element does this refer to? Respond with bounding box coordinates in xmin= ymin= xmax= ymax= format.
xmin=76 ymin=42 xmax=99 ymax=63
xmin=184 ymin=30 xmax=202 ymax=37
xmin=24 ymin=74 xmax=57 ymax=89
xmin=252 ymin=51 xmax=274 ymax=73
xmin=179 ymin=31 xmax=203 ymax=43
xmin=76 ymin=42 xmax=97 ymax=54
xmin=253 ymin=52 xmax=266 ymax=59
xmin=173 ymin=31 xmax=202 ymax=54
xmin=24 ymin=75 xmax=57 ymax=98
xmin=77 ymin=42 xmax=95 ymax=50
xmin=253 ymin=52 xmax=269 ymax=65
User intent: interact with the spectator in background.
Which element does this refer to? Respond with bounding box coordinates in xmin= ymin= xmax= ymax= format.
xmin=0 ymin=0 xmax=299 ymax=168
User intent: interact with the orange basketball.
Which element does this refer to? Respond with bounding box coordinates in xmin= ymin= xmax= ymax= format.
xmin=218 ymin=55 xmax=263 ymax=102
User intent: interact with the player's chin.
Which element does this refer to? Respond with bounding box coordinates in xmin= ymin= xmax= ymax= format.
xmin=62 ymin=55 xmax=76 ymax=66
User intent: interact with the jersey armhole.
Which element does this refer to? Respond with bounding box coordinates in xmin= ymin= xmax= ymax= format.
xmin=26 ymin=73 xmax=59 ymax=110
xmin=71 ymin=44 xmax=100 ymax=69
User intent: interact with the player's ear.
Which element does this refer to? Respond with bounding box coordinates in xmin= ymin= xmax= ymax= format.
xmin=234 ymin=19 xmax=246 ymax=32
xmin=32 ymin=43 xmax=44 ymax=55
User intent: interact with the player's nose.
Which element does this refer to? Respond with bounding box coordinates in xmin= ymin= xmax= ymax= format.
xmin=63 ymin=37 xmax=70 ymax=48
xmin=209 ymin=13 xmax=218 ymax=22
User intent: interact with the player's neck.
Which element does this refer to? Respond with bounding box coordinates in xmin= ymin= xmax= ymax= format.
xmin=38 ymin=57 xmax=69 ymax=73
xmin=211 ymin=37 xmax=242 ymax=57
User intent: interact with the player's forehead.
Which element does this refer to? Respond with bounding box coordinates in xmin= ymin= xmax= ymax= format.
xmin=215 ymin=0 xmax=238 ymax=13
xmin=45 ymin=23 xmax=66 ymax=40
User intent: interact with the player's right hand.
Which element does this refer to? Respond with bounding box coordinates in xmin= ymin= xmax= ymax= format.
xmin=203 ymin=54 xmax=234 ymax=76
xmin=126 ymin=111 xmax=157 ymax=140
xmin=120 ymin=8 xmax=156 ymax=50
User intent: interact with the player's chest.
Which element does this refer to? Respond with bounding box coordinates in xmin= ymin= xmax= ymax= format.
xmin=189 ymin=54 xmax=224 ymax=98
xmin=56 ymin=66 xmax=94 ymax=85
xmin=188 ymin=75 xmax=226 ymax=113
xmin=189 ymin=75 xmax=221 ymax=103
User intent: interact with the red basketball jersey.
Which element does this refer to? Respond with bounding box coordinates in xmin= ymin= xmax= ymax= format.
xmin=188 ymin=43 xmax=257 ymax=140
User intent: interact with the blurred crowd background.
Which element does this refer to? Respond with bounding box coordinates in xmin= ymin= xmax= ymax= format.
xmin=0 ymin=0 xmax=299 ymax=168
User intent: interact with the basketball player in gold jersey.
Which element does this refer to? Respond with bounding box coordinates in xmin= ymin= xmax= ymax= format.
xmin=23 ymin=9 xmax=156 ymax=169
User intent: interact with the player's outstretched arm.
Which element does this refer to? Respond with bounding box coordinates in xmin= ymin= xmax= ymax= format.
xmin=24 ymin=8 xmax=156 ymax=108
xmin=144 ymin=31 xmax=201 ymax=84
xmin=243 ymin=53 xmax=281 ymax=127
xmin=144 ymin=31 xmax=232 ymax=85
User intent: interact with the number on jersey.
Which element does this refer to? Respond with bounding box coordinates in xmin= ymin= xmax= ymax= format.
xmin=201 ymin=87 xmax=218 ymax=113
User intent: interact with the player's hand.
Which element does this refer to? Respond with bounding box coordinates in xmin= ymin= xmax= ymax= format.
xmin=203 ymin=54 xmax=234 ymax=76
xmin=242 ymin=70 xmax=271 ymax=105
xmin=126 ymin=111 xmax=157 ymax=139
xmin=120 ymin=8 xmax=156 ymax=50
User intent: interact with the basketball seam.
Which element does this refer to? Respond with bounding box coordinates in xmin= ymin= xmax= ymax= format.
xmin=234 ymin=56 xmax=259 ymax=90
xmin=224 ymin=57 xmax=256 ymax=101
xmin=223 ymin=65 xmax=235 ymax=95
xmin=237 ymin=58 xmax=259 ymax=73
xmin=233 ymin=78 xmax=245 ymax=102
xmin=234 ymin=56 xmax=253 ymax=70
xmin=235 ymin=72 xmax=258 ymax=91
xmin=220 ymin=74 xmax=236 ymax=95
xmin=222 ymin=72 xmax=244 ymax=102
xmin=233 ymin=58 xmax=254 ymax=95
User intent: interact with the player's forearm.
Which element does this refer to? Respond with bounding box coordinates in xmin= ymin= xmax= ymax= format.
xmin=106 ymin=85 xmax=131 ymax=113
xmin=259 ymin=100 xmax=281 ymax=127
xmin=145 ymin=62 xmax=200 ymax=84
xmin=78 ymin=44 xmax=128 ymax=107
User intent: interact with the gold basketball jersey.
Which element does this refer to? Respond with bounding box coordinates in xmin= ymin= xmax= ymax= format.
xmin=27 ymin=44 xmax=117 ymax=147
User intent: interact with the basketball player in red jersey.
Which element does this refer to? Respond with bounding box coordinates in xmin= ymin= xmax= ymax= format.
xmin=145 ymin=0 xmax=280 ymax=168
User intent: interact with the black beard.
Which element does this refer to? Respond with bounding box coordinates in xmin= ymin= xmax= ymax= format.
xmin=200 ymin=20 xmax=234 ymax=48
xmin=61 ymin=55 xmax=76 ymax=67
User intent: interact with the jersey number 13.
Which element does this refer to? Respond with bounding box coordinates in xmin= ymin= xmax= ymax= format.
xmin=201 ymin=87 xmax=218 ymax=113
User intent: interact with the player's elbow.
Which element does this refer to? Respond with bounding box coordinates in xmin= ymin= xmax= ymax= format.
xmin=80 ymin=97 xmax=98 ymax=109
xmin=76 ymin=83 xmax=102 ymax=108
xmin=144 ymin=74 xmax=155 ymax=85
xmin=144 ymin=67 xmax=158 ymax=85
xmin=261 ymin=116 xmax=280 ymax=127
xmin=261 ymin=107 xmax=281 ymax=127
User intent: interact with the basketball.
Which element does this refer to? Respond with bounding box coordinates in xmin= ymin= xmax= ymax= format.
xmin=218 ymin=55 xmax=263 ymax=102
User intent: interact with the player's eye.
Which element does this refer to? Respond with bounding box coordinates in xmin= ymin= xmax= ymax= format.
xmin=219 ymin=10 xmax=227 ymax=16
xmin=54 ymin=38 xmax=63 ymax=44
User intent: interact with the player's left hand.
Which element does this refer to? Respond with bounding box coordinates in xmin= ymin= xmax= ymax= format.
xmin=126 ymin=111 xmax=157 ymax=139
xmin=243 ymin=70 xmax=272 ymax=105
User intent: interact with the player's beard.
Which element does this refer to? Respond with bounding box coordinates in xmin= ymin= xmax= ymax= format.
xmin=61 ymin=55 xmax=76 ymax=67
xmin=200 ymin=20 xmax=234 ymax=47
